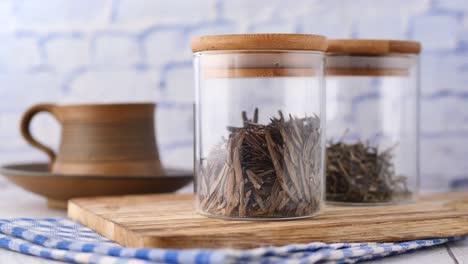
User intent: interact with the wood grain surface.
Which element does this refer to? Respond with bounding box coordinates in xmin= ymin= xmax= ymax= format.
xmin=192 ymin=34 xmax=327 ymax=52
xmin=68 ymin=192 xmax=468 ymax=249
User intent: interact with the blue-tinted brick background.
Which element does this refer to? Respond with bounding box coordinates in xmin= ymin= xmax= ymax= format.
xmin=0 ymin=0 xmax=467 ymax=191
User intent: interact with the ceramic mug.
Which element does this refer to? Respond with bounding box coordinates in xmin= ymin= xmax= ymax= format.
xmin=20 ymin=103 xmax=164 ymax=177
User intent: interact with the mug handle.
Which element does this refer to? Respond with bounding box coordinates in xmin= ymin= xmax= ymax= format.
xmin=20 ymin=103 xmax=58 ymax=163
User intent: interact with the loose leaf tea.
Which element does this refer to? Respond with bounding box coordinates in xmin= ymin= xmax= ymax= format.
xmin=198 ymin=109 xmax=322 ymax=218
xmin=326 ymin=140 xmax=410 ymax=203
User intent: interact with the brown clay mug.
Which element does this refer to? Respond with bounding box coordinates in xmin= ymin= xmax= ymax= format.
xmin=20 ymin=103 xmax=164 ymax=177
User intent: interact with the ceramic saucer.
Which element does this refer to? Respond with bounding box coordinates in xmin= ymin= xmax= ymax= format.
xmin=0 ymin=163 xmax=193 ymax=210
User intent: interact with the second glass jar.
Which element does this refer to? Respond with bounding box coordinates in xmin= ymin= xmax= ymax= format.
xmin=192 ymin=34 xmax=327 ymax=220
xmin=325 ymin=39 xmax=421 ymax=205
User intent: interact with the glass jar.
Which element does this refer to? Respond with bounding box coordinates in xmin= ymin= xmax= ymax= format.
xmin=325 ymin=39 xmax=421 ymax=205
xmin=192 ymin=34 xmax=327 ymax=220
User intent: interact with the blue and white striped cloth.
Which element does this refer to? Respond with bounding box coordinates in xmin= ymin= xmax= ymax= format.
xmin=0 ymin=218 xmax=461 ymax=264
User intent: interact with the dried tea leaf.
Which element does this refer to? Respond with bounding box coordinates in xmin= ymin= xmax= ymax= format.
xmin=246 ymin=170 xmax=263 ymax=189
xmin=326 ymin=140 xmax=411 ymax=203
xmin=199 ymin=109 xmax=322 ymax=218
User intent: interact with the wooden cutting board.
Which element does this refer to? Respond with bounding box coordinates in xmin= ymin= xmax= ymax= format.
xmin=68 ymin=192 xmax=468 ymax=249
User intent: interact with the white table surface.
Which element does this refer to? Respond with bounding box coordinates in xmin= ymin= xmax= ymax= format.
xmin=0 ymin=178 xmax=465 ymax=264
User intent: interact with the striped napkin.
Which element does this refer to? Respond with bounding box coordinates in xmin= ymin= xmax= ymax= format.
xmin=0 ymin=218 xmax=461 ymax=264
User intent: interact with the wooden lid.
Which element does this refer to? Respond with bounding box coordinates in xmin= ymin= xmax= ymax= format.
xmin=192 ymin=34 xmax=327 ymax=52
xmin=327 ymin=39 xmax=421 ymax=55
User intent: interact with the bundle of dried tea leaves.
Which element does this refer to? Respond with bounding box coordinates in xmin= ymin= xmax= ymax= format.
xmin=326 ymin=140 xmax=410 ymax=203
xmin=199 ymin=108 xmax=322 ymax=218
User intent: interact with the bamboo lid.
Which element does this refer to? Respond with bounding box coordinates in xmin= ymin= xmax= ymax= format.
xmin=192 ymin=34 xmax=327 ymax=52
xmin=327 ymin=39 xmax=421 ymax=55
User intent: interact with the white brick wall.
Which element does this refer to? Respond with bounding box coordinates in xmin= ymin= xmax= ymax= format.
xmin=13 ymin=0 xmax=110 ymax=30
xmin=113 ymin=0 xmax=216 ymax=25
xmin=62 ymin=70 xmax=160 ymax=103
xmin=0 ymin=0 xmax=467 ymax=191
xmin=0 ymin=34 xmax=41 ymax=71
xmin=44 ymin=33 xmax=90 ymax=72
xmin=143 ymin=29 xmax=187 ymax=67
xmin=160 ymin=63 xmax=193 ymax=103
xmin=411 ymin=14 xmax=462 ymax=50
xmin=92 ymin=32 xmax=140 ymax=68
xmin=421 ymin=97 xmax=468 ymax=134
